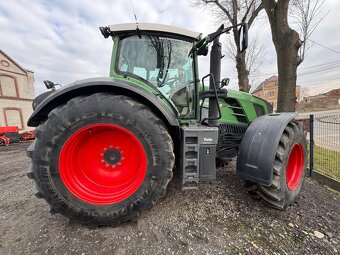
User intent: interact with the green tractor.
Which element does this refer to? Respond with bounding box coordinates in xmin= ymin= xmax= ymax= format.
xmin=27 ymin=23 xmax=307 ymax=226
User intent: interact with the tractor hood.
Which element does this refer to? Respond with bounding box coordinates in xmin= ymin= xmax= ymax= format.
xmin=228 ymin=89 xmax=273 ymax=113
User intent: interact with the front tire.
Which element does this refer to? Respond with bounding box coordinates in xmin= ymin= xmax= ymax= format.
xmin=27 ymin=93 xmax=175 ymax=225
xmin=245 ymin=121 xmax=307 ymax=209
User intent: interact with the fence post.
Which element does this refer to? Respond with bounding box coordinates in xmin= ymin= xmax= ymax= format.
xmin=309 ymin=114 xmax=314 ymax=177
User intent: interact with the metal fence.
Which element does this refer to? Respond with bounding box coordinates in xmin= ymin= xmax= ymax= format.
xmin=308 ymin=113 xmax=340 ymax=191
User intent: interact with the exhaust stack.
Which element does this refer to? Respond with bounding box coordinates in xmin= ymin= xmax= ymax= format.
xmin=208 ymin=37 xmax=222 ymax=126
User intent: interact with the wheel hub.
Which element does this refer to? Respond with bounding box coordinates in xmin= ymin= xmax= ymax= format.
xmin=100 ymin=146 xmax=124 ymax=167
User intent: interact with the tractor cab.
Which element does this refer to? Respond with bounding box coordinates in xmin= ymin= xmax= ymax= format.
xmin=101 ymin=23 xmax=202 ymax=118
xmin=100 ymin=23 xmax=249 ymax=122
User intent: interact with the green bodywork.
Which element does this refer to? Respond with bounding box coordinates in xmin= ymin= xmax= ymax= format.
xmin=219 ymin=90 xmax=270 ymax=126
xmin=108 ymin=35 xmax=271 ymax=127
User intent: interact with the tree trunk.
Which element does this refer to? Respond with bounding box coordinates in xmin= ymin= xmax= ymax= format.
xmin=236 ymin=52 xmax=250 ymax=92
xmin=262 ymin=0 xmax=302 ymax=112
xmin=275 ymin=31 xmax=300 ymax=112
xmin=233 ymin=27 xmax=250 ymax=92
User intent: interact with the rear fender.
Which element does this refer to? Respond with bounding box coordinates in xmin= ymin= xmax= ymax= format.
xmin=28 ymin=77 xmax=179 ymax=128
xmin=236 ymin=113 xmax=297 ymax=186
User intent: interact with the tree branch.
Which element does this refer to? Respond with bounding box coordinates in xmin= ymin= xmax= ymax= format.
xmin=247 ymin=2 xmax=264 ymax=27
xmin=241 ymin=0 xmax=254 ymax=23
xmin=205 ymin=0 xmax=234 ymax=22
xmin=232 ymin=0 xmax=238 ymax=24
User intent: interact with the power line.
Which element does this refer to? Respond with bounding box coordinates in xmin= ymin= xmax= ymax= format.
xmin=247 ymin=61 xmax=340 ymax=78
xmin=298 ymin=60 xmax=340 ymax=70
xmin=226 ymin=61 xmax=340 ymax=80
xmin=299 ymin=64 xmax=340 ymax=76
xmin=299 ymin=77 xmax=340 ymax=86
xmin=309 ymin=39 xmax=340 ymax=54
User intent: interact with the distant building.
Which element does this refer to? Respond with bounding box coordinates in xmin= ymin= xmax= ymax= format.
xmin=300 ymin=88 xmax=340 ymax=110
xmin=0 ymin=50 xmax=35 ymax=131
xmin=251 ymin=75 xmax=301 ymax=111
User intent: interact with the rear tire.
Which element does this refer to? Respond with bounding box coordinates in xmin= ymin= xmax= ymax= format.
xmin=27 ymin=93 xmax=174 ymax=226
xmin=245 ymin=121 xmax=307 ymax=210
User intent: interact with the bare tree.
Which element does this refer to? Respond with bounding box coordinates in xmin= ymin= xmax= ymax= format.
xmin=224 ymin=36 xmax=265 ymax=87
xmin=192 ymin=0 xmax=264 ymax=92
xmin=261 ymin=0 xmax=325 ymax=112
xmin=290 ymin=0 xmax=327 ymax=63
xmin=299 ymin=86 xmax=310 ymax=101
xmin=148 ymin=36 xmax=173 ymax=84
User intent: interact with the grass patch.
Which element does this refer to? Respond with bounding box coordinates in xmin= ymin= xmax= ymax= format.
xmin=313 ymin=145 xmax=340 ymax=181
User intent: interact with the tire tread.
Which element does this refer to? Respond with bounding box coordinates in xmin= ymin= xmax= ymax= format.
xmin=27 ymin=93 xmax=175 ymax=226
xmin=245 ymin=121 xmax=307 ymax=210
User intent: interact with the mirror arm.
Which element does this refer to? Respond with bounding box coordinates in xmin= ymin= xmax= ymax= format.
xmin=194 ymin=22 xmax=248 ymax=55
xmin=196 ymin=41 xmax=209 ymax=55
xmin=195 ymin=36 xmax=207 ymax=49
xmin=205 ymin=22 xmax=246 ymax=45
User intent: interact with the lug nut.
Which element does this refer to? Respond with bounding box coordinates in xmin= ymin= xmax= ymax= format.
xmin=112 ymin=164 xmax=116 ymax=168
xmin=118 ymin=162 xmax=122 ymax=166
xmin=106 ymin=164 xmax=109 ymax=168
xmin=121 ymin=157 xmax=125 ymax=160
xmin=116 ymin=146 xmax=120 ymax=150
xmin=109 ymin=145 xmax=113 ymax=149
xmin=100 ymin=153 xmax=104 ymax=157
xmin=103 ymin=148 xmax=107 ymax=151
xmin=101 ymin=160 xmax=104 ymax=163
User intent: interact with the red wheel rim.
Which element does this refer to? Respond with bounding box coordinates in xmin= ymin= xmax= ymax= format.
xmin=286 ymin=143 xmax=304 ymax=190
xmin=59 ymin=123 xmax=147 ymax=205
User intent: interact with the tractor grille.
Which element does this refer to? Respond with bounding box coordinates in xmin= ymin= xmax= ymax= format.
xmin=217 ymin=124 xmax=247 ymax=159
xmin=225 ymin=98 xmax=248 ymax=123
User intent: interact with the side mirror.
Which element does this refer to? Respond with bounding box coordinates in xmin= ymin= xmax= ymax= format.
xmin=43 ymin=80 xmax=56 ymax=90
xmin=238 ymin=23 xmax=248 ymax=53
xmin=221 ymin=78 xmax=230 ymax=88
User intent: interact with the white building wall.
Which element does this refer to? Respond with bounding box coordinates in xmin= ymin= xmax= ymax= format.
xmin=0 ymin=50 xmax=35 ymax=132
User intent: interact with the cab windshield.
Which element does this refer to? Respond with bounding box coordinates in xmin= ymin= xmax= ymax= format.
xmin=117 ymin=35 xmax=195 ymax=118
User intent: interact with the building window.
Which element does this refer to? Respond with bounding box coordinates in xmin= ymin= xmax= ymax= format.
xmin=0 ymin=60 xmax=10 ymax=67
xmin=0 ymin=75 xmax=19 ymax=97
xmin=268 ymin=91 xmax=274 ymax=97
xmin=4 ymin=108 xmax=24 ymax=129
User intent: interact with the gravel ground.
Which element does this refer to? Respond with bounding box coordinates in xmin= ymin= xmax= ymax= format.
xmin=0 ymin=143 xmax=339 ymax=255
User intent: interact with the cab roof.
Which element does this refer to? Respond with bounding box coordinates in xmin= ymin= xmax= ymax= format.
xmin=108 ymin=23 xmax=201 ymax=41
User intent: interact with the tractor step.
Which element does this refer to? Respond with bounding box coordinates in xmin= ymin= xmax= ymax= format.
xmin=180 ymin=126 xmax=218 ymax=190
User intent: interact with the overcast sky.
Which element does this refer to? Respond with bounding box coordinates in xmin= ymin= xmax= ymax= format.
xmin=0 ymin=0 xmax=339 ymax=95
